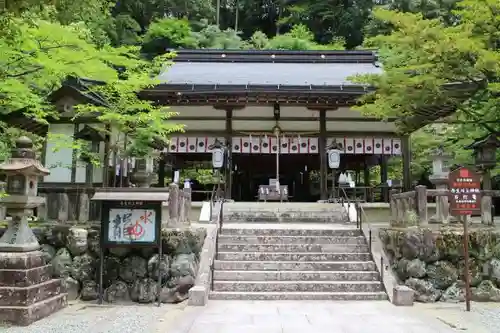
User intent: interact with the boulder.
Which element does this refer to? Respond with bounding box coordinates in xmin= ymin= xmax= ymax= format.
xmin=52 ymin=248 xmax=73 ymax=278
xmin=101 ymin=255 xmax=121 ymax=287
xmin=80 ymin=280 xmax=99 ymax=301
xmin=405 ymin=278 xmax=442 ymax=302
xmin=159 ymin=275 xmax=195 ymax=303
xmin=87 ymin=229 xmax=100 ymax=257
xmin=427 ymin=261 xmax=458 ymax=290
xmin=169 ymin=253 xmax=198 ymax=278
xmin=119 ymin=255 xmax=147 ymax=283
xmin=395 ymin=258 xmax=409 ymax=281
xmin=487 ymin=258 xmax=500 ymax=287
xmin=104 ymin=281 xmax=131 ymax=303
xmin=458 ymin=258 xmax=483 ymax=287
xmin=471 ymin=280 xmax=500 ymax=302
xmin=147 ymin=254 xmax=170 ymax=281
xmin=66 ymin=227 xmax=88 ymax=256
xmin=441 ymin=282 xmax=465 ymax=303
xmin=129 ymin=278 xmax=158 ymax=303
xmin=61 ymin=276 xmax=80 ymax=301
xmin=70 ymin=253 xmax=95 ymax=282
xmin=407 ymin=259 xmax=426 ymax=278
xmin=40 ymin=244 xmax=56 ymax=263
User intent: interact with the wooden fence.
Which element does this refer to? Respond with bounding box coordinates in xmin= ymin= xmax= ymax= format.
xmin=390 ymin=186 xmax=500 ymax=225
xmin=0 ymin=183 xmax=192 ymax=225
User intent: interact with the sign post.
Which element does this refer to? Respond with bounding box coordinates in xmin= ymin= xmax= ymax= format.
xmin=92 ymin=188 xmax=168 ymax=307
xmin=448 ymin=167 xmax=482 ymax=312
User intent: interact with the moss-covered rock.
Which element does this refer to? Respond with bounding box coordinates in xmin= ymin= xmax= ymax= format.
xmin=0 ymin=224 xmax=207 ymax=304
xmin=380 ymin=226 xmax=500 ymax=303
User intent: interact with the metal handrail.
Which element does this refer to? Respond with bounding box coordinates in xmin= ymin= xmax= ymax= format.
xmin=210 ymin=198 xmax=224 ymax=291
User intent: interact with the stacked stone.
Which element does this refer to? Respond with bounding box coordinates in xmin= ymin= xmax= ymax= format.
xmin=0 ymin=226 xmax=206 ymax=304
xmin=380 ymin=227 xmax=500 ymax=303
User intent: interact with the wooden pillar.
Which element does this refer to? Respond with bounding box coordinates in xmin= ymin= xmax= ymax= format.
xmin=319 ymin=110 xmax=327 ymax=200
xmin=380 ymin=155 xmax=388 ymax=202
xmin=401 ymin=135 xmax=411 ymax=191
xmin=158 ymin=153 xmax=166 ymax=187
xmin=225 ymin=109 xmax=233 ymax=199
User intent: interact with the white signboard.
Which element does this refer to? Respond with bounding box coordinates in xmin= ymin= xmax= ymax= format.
xmin=173 ymin=170 xmax=180 ymax=183
xmin=108 ymin=208 xmax=157 ymax=243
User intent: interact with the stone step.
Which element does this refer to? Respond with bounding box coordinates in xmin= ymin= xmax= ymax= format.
xmin=217 ymin=243 xmax=369 ymax=253
xmin=0 ymin=279 xmax=62 ymax=307
xmin=213 ymin=270 xmax=380 ymax=281
xmin=220 ymin=228 xmax=361 ymax=237
xmin=212 ymin=280 xmax=384 ymax=293
xmin=209 ymin=291 xmax=388 ymax=301
xmin=217 ymin=252 xmax=372 ymax=262
xmin=218 ymin=235 xmax=366 ymax=245
xmin=214 ymin=260 xmax=377 ymax=271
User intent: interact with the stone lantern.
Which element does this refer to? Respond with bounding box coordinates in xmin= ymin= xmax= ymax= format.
xmin=0 ymin=136 xmax=67 ymax=326
xmin=468 ymin=133 xmax=499 ymax=172
xmin=466 ymin=133 xmax=499 ymax=225
xmin=0 ymin=136 xmax=49 ymax=252
xmin=428 ymin=145 xmax=453 ymax=224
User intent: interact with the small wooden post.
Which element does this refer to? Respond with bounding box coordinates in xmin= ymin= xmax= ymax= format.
xmin=462 ymin=215 xmax=471 ymax=311
xmin=415 ymin=185 xmax=428 ymax=225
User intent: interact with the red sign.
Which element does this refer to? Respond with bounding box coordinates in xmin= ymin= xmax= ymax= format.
xmin=448 ymin=167 xmax=482 ymax=216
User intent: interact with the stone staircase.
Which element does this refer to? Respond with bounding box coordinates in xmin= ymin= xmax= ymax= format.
xmin=209 ymin=219 xmax=387 ymax=300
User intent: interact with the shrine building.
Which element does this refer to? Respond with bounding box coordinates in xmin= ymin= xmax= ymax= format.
xmin=7 ymin=49 xmax=472 ymax=206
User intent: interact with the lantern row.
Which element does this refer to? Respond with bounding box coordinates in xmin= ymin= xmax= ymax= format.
xmin=162 ymin=136 xmax=402 ymax=155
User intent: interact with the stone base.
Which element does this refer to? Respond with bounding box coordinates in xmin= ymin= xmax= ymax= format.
xmin=0 ymin=251 xmax=67 ymax=326
xmin=0 ymin=294 xmax=67 ymax=326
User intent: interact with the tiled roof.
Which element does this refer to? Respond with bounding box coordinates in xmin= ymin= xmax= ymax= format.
xmin=158 ymin=49 xmax=381 ymax=87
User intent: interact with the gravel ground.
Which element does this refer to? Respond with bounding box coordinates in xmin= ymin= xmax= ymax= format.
xmin=474 ymin=305 xmax=500 ymax=332
xmin=0 ymin=303 xmax=185 ymax=333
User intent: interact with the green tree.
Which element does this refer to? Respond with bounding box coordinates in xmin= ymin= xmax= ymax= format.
xmin=353 ymin=0 xmax=500 ymax=176
xmin=142 ymin=18 xmax=198 ymax=56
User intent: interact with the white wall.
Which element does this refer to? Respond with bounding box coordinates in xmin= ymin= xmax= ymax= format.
xmin=44 ymin=123 xmax=74 ymax=183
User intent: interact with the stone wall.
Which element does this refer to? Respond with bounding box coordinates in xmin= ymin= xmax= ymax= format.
xmin=380 ymin=227 xmax=500 ymax=303
xmin=0 ymin=225 xmax=206 ymax=304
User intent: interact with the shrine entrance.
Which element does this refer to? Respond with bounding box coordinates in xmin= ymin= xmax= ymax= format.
xmin=231 ymin=154 xmax=318 ymax=202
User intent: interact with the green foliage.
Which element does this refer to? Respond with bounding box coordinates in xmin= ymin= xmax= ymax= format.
xmin=104 ymin=14 xmax=142 ymax=46
xmin=142 ymin=18 xmax=197 ymax=55
xmin=74 ymin=51 xmax=185 ymax=158
xmin=353 ymin=0 xmax=500 ymax=177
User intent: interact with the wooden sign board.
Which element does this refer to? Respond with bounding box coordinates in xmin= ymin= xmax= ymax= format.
xmin=448 ymin=167 xmax=481 ymax=216
xmin=101 ymin=200 xmax=162 ymax=248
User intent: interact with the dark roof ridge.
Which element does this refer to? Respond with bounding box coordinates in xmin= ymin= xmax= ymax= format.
xmin=167 ymin=49 xmax=378 ymax=64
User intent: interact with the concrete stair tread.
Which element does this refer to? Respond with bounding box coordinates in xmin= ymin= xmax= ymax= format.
xmin=217 ymin=244 xmax=369 ymax=253
xmin=214 ymin=280 xmax=382 ymax=284
xmin=215 ymin=270 xmax=378 ymax=274
xmin=215 ymin=260 xmax=375 ymax=264
xmin=218 ymin=251 xmax=371 ymax=256
xmin=209 ymin=291 xmax=388 ymax=300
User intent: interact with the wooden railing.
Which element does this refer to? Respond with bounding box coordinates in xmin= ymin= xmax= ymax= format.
xmin=0 ymin=183 xmax=192 ymax=225
xmin=390 ymin=186 xmax=500 ymax=225
xmin=335 ymin=185 xmax=402 ymax=203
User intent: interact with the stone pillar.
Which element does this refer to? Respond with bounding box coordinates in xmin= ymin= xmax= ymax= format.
xmin=0 ymin=137 xmax=67 ymax=326
xmin=481 ymin=171 xmax=493 ymax=225
xmin=168 ymin=183 xmax=180 ymax=227
xmin=183 ymin=187 xmax=192 ymax=225
xmin=77 ymin=192 xmax=90 ymax=223
xmin=415 ymin=185 xmax=428 ymax=225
